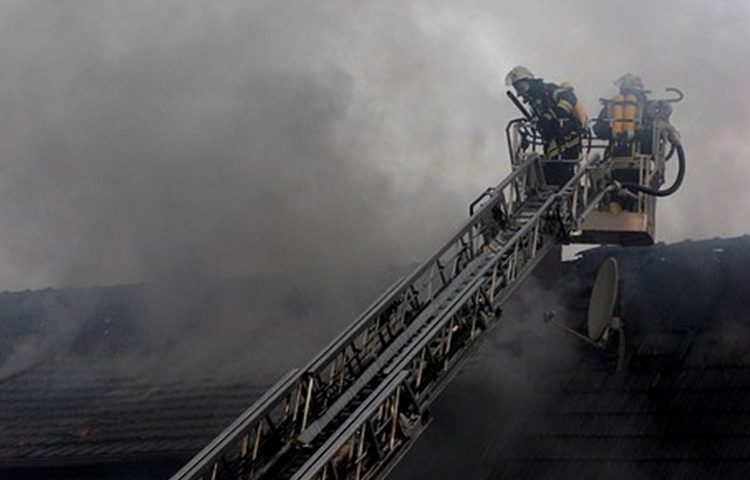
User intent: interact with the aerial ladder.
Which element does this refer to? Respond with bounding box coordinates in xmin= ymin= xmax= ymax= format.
xmin=171 ymin=85 xmax=685 ymax=480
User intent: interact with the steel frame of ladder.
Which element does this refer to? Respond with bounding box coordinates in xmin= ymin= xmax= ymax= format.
xmin=171 ymin=151 xmax=610 ymax=480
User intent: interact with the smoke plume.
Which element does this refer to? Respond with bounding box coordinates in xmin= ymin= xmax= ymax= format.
xmin=0 ymin=1 xmax=748 ymax=477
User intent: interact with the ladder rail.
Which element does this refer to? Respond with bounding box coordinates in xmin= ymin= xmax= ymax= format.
xmin=169 ymin=369 xmax=301 ymax=480
xmin=285 ymin=155 xmax=607 ymax=480
xmin=170 ymin=153 xmax=608 ymax=480
xmin=295 ymin=156 xmax=546 ymax=417
xmin=305 ymin=153 xmax=545 ymax=374
xmin=293 ymin=174 xmax=568 ymax=480
xmin=169 ymin=155 xmax=546 ymax=480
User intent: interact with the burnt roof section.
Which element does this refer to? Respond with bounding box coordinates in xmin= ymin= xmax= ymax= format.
xmin=0 ymin=277 xmax=286 ymax=475
xmin=0 ymin=366 xmax=264 ymax=470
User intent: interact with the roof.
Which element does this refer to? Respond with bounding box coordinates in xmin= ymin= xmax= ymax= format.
xmin=488 ymin=347 xmax=750 ymax=479
xmin=1 ymin=236 xmax=749 ymax=479
xmin=0 ymin=278 xmax=282 ymax=478
xmin=487 ymin=237 xmax=750 ymax=479
xmin=0 ymin=366 xmax=264 ymax=471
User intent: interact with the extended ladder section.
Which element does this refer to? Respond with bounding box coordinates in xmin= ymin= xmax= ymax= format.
xmin=171 ymin=151 xmax=618 ymax=480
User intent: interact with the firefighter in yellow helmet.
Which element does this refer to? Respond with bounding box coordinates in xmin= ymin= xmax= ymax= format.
xmin=505 ymin=66 xmax=586 ymax=159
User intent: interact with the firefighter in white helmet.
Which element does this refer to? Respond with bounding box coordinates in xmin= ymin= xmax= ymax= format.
xmin=505 ymin=66 xmax=586 ymax=159
xmin=593 ymin=73 xmax=654 ymax=156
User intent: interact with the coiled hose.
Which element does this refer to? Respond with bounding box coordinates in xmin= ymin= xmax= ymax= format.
xmin=621 ymin=139 xmax=685 ymax=197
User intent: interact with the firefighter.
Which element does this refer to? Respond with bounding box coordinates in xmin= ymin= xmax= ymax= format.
xmin=505 ymin=66 xmax=586 ymax=160
xmin=592 ymin=73 xmax=651 ymax=155
xmin=593 ymin=74 xmax=651 ymax=210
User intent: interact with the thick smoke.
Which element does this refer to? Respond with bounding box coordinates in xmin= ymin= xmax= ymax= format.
xmin=0 ymin=1 xmax=512 ymax=382
xmin=0 ymin=0 xmax=748 ymax=477
xmin=0 ymin=1 xmax=507 ymax=380
xmin=0 ymin=1 xmax=747 ymax=290
xmin=0 ymin=1 xmax=505 ymax=292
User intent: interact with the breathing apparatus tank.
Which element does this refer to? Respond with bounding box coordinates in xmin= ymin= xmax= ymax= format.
xmin=611 ymin=94 xmax=638 ymax=141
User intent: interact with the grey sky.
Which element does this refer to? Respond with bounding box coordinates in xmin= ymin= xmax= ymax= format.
xmin=0 ymin=0 xmax=747 ymax=291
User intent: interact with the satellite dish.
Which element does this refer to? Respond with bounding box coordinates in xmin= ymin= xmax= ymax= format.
xmin=587 ymin=257 xmax=620 ymax=342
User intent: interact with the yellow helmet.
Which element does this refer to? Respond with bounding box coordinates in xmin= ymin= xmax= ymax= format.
xmin=505 ymin=66 xmax=535 ymax=86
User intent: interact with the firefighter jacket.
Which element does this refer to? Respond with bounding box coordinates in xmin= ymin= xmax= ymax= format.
xmin=522 ymin=80 xmax=583 ymax=158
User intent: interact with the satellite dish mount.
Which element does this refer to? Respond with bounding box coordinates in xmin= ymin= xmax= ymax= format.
xmin=545 ymin=257 xmax=627 ymax=370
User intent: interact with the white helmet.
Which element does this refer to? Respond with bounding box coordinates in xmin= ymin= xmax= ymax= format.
xmin=505 ymin=66 xmax=535 ymax=86
xmin=614 ymin=73 xmax=644 ymax=91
